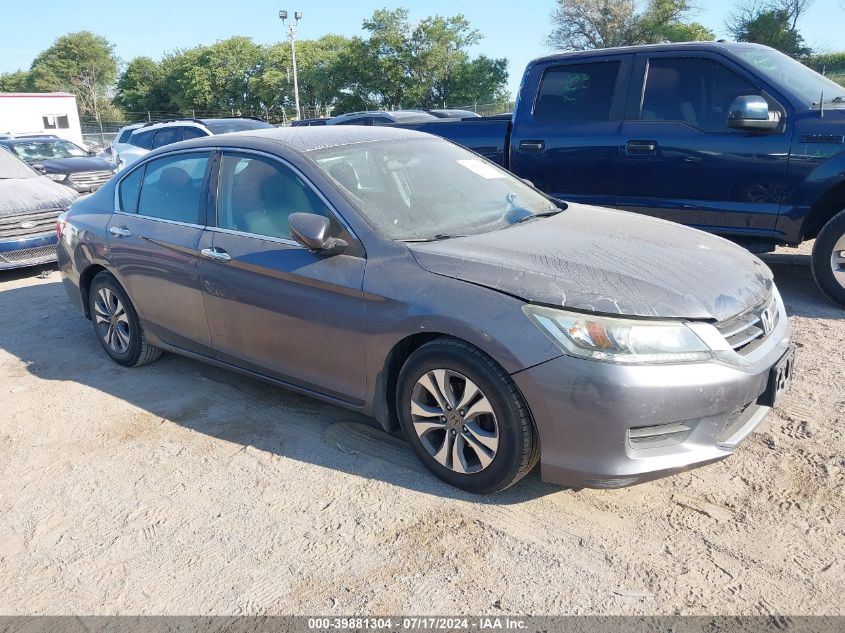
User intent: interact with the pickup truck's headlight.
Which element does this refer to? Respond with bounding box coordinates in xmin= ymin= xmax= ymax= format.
xmin=45 ymin=173 xmax=67 ymax=182
xmin=523 ymin=305 xmax=712 ymax=364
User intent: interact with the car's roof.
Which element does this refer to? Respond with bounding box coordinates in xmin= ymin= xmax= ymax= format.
xmin=531 ymin=41 xmax=768 ymax=65
xmin=164 ymin=125 xmax=432 ymax=154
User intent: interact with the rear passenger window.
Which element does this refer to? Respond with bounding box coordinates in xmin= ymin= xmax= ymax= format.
xmin=118 ymin=166 xmax=144 ymax=213
xmin=217 ymin=153 xmax=330 ymax=240
xmin=534 ymin=61 xmax=620 ymax=123
xmin=136 ymin=152 xmax=210 ymax=224
xmin=181 ymin=127 xmax=208 ymax=140
xmin=152 ymin=128 xmax=181 ymax=149
xmin=642 ymin=57 xmax=767 ymax=133
xmin=129 ymin=130 xmax=154 ymax=150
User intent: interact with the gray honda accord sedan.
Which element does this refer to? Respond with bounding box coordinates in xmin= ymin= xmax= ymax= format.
xmin=57 ymin=127 xmax=794 ymax=493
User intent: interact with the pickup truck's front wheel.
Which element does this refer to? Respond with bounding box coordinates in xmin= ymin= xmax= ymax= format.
xmin=812 ymin=209 xmax=845 ymax=307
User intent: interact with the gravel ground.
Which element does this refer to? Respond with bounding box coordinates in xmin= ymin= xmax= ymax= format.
xmin=0 ymin=243 xmax=842 ymax=616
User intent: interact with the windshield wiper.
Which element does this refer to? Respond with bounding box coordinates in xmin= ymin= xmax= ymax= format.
xmin=401 ymin=233 xmax=467 ymax=243
xmin=512 ymin=209 xmax=563 ymax=225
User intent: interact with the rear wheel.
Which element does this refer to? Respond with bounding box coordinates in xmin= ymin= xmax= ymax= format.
xmin=396 ymin=339 xmax=539 ymax=494
xmin=811 ymin=209 xmax=845 ymax=307
xmin=88 ymin=272 xmax=161 ymax=367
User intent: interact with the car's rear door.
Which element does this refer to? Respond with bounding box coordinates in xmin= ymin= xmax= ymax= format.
xmin=508 ymin=54 xmax=632 ymax=206
xmin=107 ymin=150 xmax=214 ymax=355
xmin=617 ymin=52 xmax=791 ymax=238
xmin=198 ymin=149 xmax=368 ymax=405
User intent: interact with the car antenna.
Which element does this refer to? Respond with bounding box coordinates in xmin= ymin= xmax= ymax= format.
xmin=819 ymin=90 xmax=824 ymax=118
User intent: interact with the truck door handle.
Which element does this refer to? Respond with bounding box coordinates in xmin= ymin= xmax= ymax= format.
xmin=108 ymin=226 xmax=131 ymax=238
xmin=200 ymin=247 xmax=232 ymax=262
xmin=626 ymin=140 xmax=657 ymax=154
xmin=519 ymin=140 xmax=545 ymax=152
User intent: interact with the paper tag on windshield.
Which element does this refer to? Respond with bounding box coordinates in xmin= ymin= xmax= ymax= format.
xmin=457 ymin=159 xmax=506 ymax=180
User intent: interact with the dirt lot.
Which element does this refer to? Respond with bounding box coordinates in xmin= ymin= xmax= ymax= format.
xmin=0 ymin=244 xmax=842 ymax=616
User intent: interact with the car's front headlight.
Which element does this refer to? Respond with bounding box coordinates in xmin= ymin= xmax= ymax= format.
xmin=45 ymin=173 xmax=67 ymax=182
xmin=523 ymin=305 xmax=712 ymax=364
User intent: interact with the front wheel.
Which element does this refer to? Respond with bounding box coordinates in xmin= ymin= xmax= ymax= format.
xmin=396 ymin=339 xmax=539 ymax=494
xmin=811 ymin=209 xmax=845 ymax=308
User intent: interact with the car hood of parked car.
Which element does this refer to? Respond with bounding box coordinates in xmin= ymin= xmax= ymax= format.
xmin=0 ymin=176 xmax=79 ymax=216
xmin=32 ymin=156 xmax=115 ymax=174
xmin=407 ymin=203 xmax=774 ymax=322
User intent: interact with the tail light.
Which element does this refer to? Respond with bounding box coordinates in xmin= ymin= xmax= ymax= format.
xmin=56 ymin=211 xmax=68 ymax=240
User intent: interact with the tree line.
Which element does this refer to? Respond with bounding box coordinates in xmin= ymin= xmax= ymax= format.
xmin=1 ymin=1 xmax=843 ymax=124
xmin=546 ymin=0 xmax=831 ymax=60
xmin=0 ymin=8 xmax=510 ymax=122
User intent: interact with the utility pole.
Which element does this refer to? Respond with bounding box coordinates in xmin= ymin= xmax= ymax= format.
xmin=279 ymin=10 xmax=302 ymax=121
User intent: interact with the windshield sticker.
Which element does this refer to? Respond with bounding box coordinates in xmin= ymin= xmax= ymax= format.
xmin=457 ymin=159 xmax=507 ymax=180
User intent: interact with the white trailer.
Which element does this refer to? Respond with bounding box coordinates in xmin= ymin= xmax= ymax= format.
xmin=0 ymin=93 xmax=83 ymax=145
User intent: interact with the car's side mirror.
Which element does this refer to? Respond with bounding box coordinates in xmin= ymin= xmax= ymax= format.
xmin=289 ymin=212 xmax=348 ymax=255
xmin=727 ymin=95 xmax=780 ymax=131
xmin=31 ymin=163 xmax=46 ymax=174
xmin=88 ymin=148 xmax=98 ymax=156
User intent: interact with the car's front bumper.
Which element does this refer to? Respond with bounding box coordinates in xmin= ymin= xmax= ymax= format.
xmin=513 ymin=305 xmax=793 ymax=489
xmin=0 ymin=233 xmax=58 ymax=270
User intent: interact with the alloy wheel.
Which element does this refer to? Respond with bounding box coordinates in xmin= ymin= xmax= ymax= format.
xmin=93 ymin=287 xmax=131 ymax=354
xmin=831 ymin=232 xmax=845 ymax=288
xmin=410 ymin=369 xmax=500 ymax=474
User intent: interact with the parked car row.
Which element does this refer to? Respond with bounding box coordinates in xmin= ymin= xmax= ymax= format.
xmin=56 ymin=126 xmax=793 ymax=494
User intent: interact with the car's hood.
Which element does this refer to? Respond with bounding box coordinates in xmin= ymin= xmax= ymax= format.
xmin=34 ymin=156 xmax=115 ymax=174
xmin=0 ymin=176 xmax=79 ymax=217
xmin=407 ymin=203 xmax=773 ymax=322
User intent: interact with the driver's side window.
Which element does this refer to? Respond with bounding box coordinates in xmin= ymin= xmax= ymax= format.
xmin=217 ymin=153 xmax=330 ymax=241
xmin=642 ymin=57 xmax=771 ymax=133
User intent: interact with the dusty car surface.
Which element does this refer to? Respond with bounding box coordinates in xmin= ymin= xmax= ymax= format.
xmin=0 ymin=148 xmax=78 ymax=269
xmin=57 ymin=127 xmax=793 ymax=493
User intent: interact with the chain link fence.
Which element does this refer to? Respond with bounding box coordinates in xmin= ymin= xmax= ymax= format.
xmin=80 ymin=101 xmax=515 ymax=150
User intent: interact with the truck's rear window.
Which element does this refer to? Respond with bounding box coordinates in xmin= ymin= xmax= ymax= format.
xmin=534 ymin=61 xmax=620 ymax=123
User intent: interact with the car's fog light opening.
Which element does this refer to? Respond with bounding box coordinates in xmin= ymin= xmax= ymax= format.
xmin=628 ymin=421 xmax=695 ymax=449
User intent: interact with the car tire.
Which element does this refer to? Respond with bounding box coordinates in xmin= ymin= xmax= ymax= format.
xmin=88 ymin=272 xmax=162 ymax=367
xmin=811 ymin=208 xmax=845 ymax=308
xmin=396 ymin=338 xmax=539 ymax=494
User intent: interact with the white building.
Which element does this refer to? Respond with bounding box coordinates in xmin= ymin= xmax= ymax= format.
xmin=0 ymin=92 xmax=83 ymax=145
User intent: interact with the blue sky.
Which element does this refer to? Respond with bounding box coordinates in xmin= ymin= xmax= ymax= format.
xmin=1 ymin=0 xmax=843 ymax=98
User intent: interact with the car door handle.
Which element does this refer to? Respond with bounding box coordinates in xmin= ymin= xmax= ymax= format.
xmin=626 ymin=140 xmax=657 ymax=154
xmin=519 ymin=140 xmax=545 ymax=152
xmin=108 ymin=226 xmax=131 ymax=238
xmin=200 ymin=247 xmax=232 ymax=262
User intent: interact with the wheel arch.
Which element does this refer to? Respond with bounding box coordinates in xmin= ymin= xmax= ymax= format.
xmin=802 ymin=179 xmax=845 ymax=241
xmin=79 ymin=264 xmax=110 ymax=320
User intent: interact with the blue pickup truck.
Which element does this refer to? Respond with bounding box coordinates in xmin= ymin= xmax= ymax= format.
xmin=399 ymin=42 xmax=845 ymax=306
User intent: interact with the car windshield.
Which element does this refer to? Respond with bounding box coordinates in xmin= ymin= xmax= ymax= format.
xmin=202 ymin=119 xmax=275 ymax=134
xmin=0 ymin=148 xmax=36 ymax=179
xmin=11 ymin=139 xmax=88 ymax=161
xmin=736 ymin=46 xmax=845 ymax=106
xmin=308 ymin=138 xmax=560 ymax=241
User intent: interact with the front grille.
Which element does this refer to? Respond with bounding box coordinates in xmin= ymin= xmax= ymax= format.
xmin=68 ymin=170 xmax=113 ymax=190
xmin=0 ymin=244 xmax=57 ymax=264
xmin=714 ymin=292 xmax=779 ymax=355
xmin=0 ymin=208 xmax=62 ymax=239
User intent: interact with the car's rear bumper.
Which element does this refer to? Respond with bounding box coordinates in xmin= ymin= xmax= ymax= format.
xmin=512 ymin=311 xmax=793 ymax=489
xmin=0 ymin=233 xmax=57 ymax=270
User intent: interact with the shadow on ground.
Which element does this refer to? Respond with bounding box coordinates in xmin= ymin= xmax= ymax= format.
xmin=0 ymin=253 xmax=839 ymax=505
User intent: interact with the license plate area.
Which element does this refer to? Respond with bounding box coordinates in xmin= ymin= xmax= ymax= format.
xmin=759 ymin=347 xmax=795 ymax=407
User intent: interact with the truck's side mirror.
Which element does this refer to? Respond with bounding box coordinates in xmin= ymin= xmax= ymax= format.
xmin=727 ymin=95 xmax=780 ymax=131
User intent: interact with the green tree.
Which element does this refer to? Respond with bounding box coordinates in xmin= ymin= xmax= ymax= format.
xmin=28 ymin=31 xmax=118 ymax=118
xmin=546 ymin=0 xmax=713 ymax=50
xmin=0 ymin=70 xmax=31 ymax=92
xmin=726 ymin=3 xmax=812 ymax=57
xmin=115 ymin=57 xmax=165 ymax=114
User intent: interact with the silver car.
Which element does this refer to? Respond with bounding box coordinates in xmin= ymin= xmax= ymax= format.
xmin=57 ymin=127 xmax=794 ymax=493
